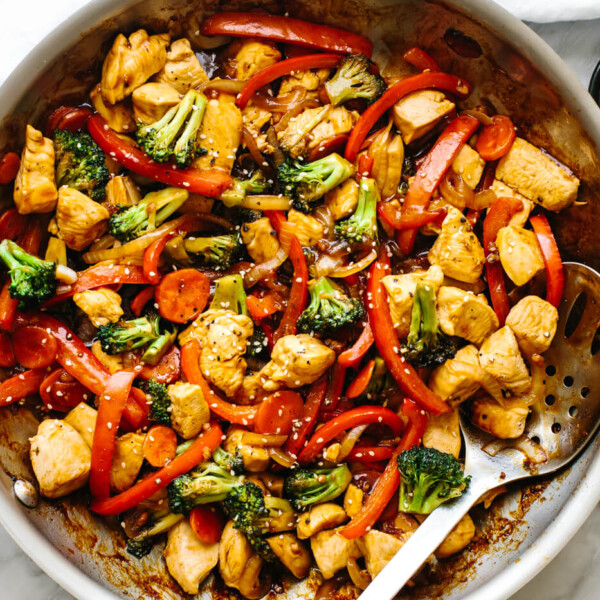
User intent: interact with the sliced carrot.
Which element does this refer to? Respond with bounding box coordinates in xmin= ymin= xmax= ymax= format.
xmin=0 ymin=332 xmax=15 ymax=367
xmin=131 ymin=286 xmax=157 ymax=317
xmin=156 ymin=269 xmax=210 ymax=323
xmin=254 ymin=390 xmax=304 ymax=435
xmin=190 ymin=505 xmax=224 ymax=544
xmin=143 ymin=425 xmax=178 ymax=467
xmin=13 ymin=326 xmax=58 ymax=369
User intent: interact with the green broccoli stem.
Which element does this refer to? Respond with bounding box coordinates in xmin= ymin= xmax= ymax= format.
xmin=209 ymin=274 xmax=248 ymax=315
xmin=126 ymin=511 xmax=183 ymax=557
xmin=283 ymin=464 xmax=352 ymax=511
xmin=0 ymin=240 xmax=46 ymax=273
xmin=141 ymin=325 xmax=177 ymax=365
xmin=335 ymin=177 xmax=379 ymax=243
xmin=220 ymin=171 xmax=269 ymax=207
xmin=173 ymin=93 xmax=207 ymax=168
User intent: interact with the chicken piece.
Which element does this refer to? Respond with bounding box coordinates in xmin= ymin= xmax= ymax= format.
xmin=224 ymin=426 xmax=270 ymax=472
xmin=479 ymin=326 xmax=531 ymax=394
xmin=495 ymin=137 xmax=580 ymax=211
xmin=167 ymin=381 xmax=210 ymax=439
xmin=452 ymin=145 xmax=485 ymax=190
xmin=258 ymin=334 xmax=336 ymax=392
xmin=13 ymin=125 xmax=57 ymax=214
xmin=110 ymin=433 xmax=145 ymax=493
xmin=73 ymin=288 xmax=123 ymax=328
xmin=392 ymin=90 xmax=455 ymax=143
xmin=311 ymin=527 xmax=358 ymax=580
xmin=165 ymin=520 xmax=219 ymax=595
xmin=267 ymin=533 xmax=311 ymax=578
xmin=219 ymin=520 xmax=268 ymax=599
xmin=435 ymin=514 xmax=475 ymax=559
xmin=436 ymin=286 xmax=499 ymax=346
xmin=224 ymin=38 xmax=281 ymax=81
xmin=101 ymin=30 xmax=170 ymax=104
xmin=241 ymin=217 xmax=280 ymax=263
xmin=64 ymin=402 xmax=97 ymax=447
xmin=368 ymin=123 xmax=404 ymax=198
xmin=90 ymin=83 xmax=135 ymax=133
xmin=471 ymin=396 xmax=529 ymax=439
xmin=477 ymin=485 xmax=508 ymax=509
xmin=277 ymin=106 xmax=331 ymax=158
xmin=247 ymin=472 xmax=285 ymax=497
xmin=496 ymin=225 xmax=545 ymax=287
xmin=131 ymin=82 xmax=181 ymax=125
xmin=278 ymin=69 xmax=331 ymax=98
xmin=428 ymin=207 xmax=485 ymax=284
xmin=423 ymin=409 xmax=461 ymax=458
xmin=45 ymin=237 xmax=67 ymax=266
xmin=382 ymin=265 xmax=444 ymax=338
xmin=357 ymin=530 xmax=405 ymax=579
xmin=384 ymin=512 xmax=419 ymax=542
xmin=505 ymin=296 xmax=558 ymax=356
xmin=105 ymin=175 xmax=142 ymax=207
xmin=344 ymin=484 xmax=364 ymax=518
xmin=154 ymin=38 xmax=208 ymax=93
xmin=490 ymin=180 xmax=533 ymax=227
xmin=428 ymin=345 xmax=482 ymax=404
xmin=297 ymin=503 xmax=347 ymax=539
xmin=56 ymin=187 xmax=109 ymax=251
xmin=91 ymin=340 xmax=124 ymax=374
xmin=325 ymin=178 xmax=359 ymax=221
xmin=242 ymin=102 xmax=273 ymax=153
xmin=30 ymin=419 xmax=91 ymax=499
xmin=307 ymin=107 xmax=359 ymax=154
xmin=287 ymin=209 xmax=324 ymax=247
xmin=193 ymin=94 xmax=242 ymax=173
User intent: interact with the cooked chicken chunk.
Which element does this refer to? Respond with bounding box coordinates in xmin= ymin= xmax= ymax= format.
xmin=131 ymin=82 xmax=181 ymax=125
xmin=193 ymin=94 xmax=242 ymax=173
xmin=73 ymin=288 xmax=123 ymax=328
xmin=423 ymin=409 xmax=461 ymax=458
xmin=344 ymin=484 xmax=364 ymax=518
xmin=241 ymin=217 xmax=280 ymax=263
xmin=278 ymin=69 xmax=330 ymax=98
xmin=436 ymin=286 xmax=499 ymax=345
xmin=165 ymin=520 xmax=219 ymax=595
xmin=490 ymin=180 xmax=533 ymax=227
xmin=242 ymin=102 xmax=273 ymax=153
xmin=325 ymin=179 xmax=359 ymax=221
xmin=91 ymin=340 xmax=124 ymax=374
xmin=435 ymin=514 xmax=475 ymax=559
xmin=13 ymin=125 xmax=57 ymax=214
xmin=105 ymin=175 xmax=142 ymax=207
xmin=428 ymin=345 xmax=482 ymax=404
xmin=224 ymin=426 xmax=270 ymax=472
xmin=505 ymin=296 xmax=558 ymax=356
xmin=471 ymin=396 xmax=529 ymax=439
xmin=495 ymin=137 xmax=579 ymax=211
xmin=392 ymin=90 xmax=455 ymax=143
xmin=452 ymin=145 xmax=485 ymax=190
xmin=288 ymin=209 xmax=324 ymax=247
xmin=496 ymin=225 xmax=545 ymax=287
xmin=277 ymin=106 xmax=331 ymax=158
xmin=101 ymin=30 xmax=170 ymax=104
xmin=64 ymin=403 xmax=97 ymax=447
xmin=56 ymin=187 xmax=109 ymax=251
xmin=110 ymin=433 xmax=145 ymax=493
xmin=307 ymin=107 xmax=359 ymax=155
xmin=382 ymin=265 xmax=444 ymax=338
xmin=479 ymin=326 xmax=531 ymax=394
xmin=368 ymin=124 xmax=404 ymax=198
xmin=310 ymin=527 xmax=358 ymax=580
xmin=428 ymin=207 xmax=485 ymax=284
xmin=224 ymin=38 xmax=281 ymax=81
xmin=167 ymin=381 xmax=210 ymax=439
xmin=258 ymin=334 xmax=336 ymax=391
xmin=357 ymin=530 xmax=405 ymax=578
xmin=267 ymin=533 xmax=311 ymax=578
xmin=90 ymin=84 xmax=135 ymax=133
xmin=30 ymin=419 xmax=91 ymax=499
xmin=154 ymin=38 xmax=208 ymax=93
xmin=297 ymin=503 xmax=347 ymax=539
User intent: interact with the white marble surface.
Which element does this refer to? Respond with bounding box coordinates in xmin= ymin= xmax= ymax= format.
xmin=0 ymin=2 xmax=599 ymax=599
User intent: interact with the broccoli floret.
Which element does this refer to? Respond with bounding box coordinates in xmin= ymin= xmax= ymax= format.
xmin=324 ymin=54 xmax=386 ymax=106
xmin=353 ymin=357 xmax=394 ymax=405
xmin=125 ymin=509 xmax=183 ymax=558
xmin=54 ymin=129 xmax=109 ymax=201
xmin=245 ymin=325 xmax=268 ymax=358
xmin=297 ymin=276 xmax=364 ymax=335
xmin=220 ymin=171 xmax=270 ymax=207
xmin=283 ymin=464 xmax=352 ymax=512
xmin=0 ymin=240 xmax=56 ymax=308
xmin=335 ymin=177 xmax=379 ymax=244
xmin=141 ymin=322 xmax=177 ymax=365
xmin=397 ymin=447 xmax=470 ymax=515
xmin=209 ymin=274 xmax=248 ymax=314
xmin=212 ymin=446 xmax=245 ymax=476
xmin=401 ymin=281 xmax=455 ymax=368
xmin=184 ymin=232 xmax=243 ymax=271
xmin=97 ymin=312 xmax=161 ymax=355
xmin=109 ymin=187 xmax=189 ymax=242
xmin=136 ymin=89 xmax=207 ymax=167
xmin=278 ymin=153 xmax=354 ymax=213
xmin=142 ymin=379 xmax=171 ymax=426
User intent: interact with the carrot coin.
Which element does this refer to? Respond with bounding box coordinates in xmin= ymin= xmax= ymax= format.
xmin=255 ymin=391 xmax=304 ymax=435
xmin=143 ymin=425 xmax=178 ymax=467
xmin=156 ymin=269 xmax=210 ymax=323
xmin=13 ymin=325 xmax=58 ymax=369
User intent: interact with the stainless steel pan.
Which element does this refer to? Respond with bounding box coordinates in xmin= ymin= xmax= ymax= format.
xmin=1 ymin=1 xmax=600 ymax=598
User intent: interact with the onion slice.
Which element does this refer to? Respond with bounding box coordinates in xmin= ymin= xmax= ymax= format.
xmin=330 ymin=249 xmax=378 ymax=278
xmin=241 ymin=195 xmax=292 ymax=211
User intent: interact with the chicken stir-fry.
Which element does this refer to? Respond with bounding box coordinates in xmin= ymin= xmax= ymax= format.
xmin=0 ymin=11 xmax=581 ymax=599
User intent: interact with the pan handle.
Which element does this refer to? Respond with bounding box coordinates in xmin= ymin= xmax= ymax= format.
xmin=589 ymin=60 xmax=600 ymax=106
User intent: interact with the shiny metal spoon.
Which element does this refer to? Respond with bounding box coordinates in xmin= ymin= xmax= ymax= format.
xmin=360 ymin=262 xmax=600 ymax=600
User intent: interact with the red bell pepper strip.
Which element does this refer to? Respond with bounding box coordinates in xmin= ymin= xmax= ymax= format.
xmin=307 ymin=134 xmax=349 ymax=163
xmin=348 ymin=444 xmax=395 ymax=462
xmin=396 ymin=115 xmax=479 ymax=255
xmin=190 ymin=505 xmax=225 ymax=544
xmin=0 ymin=280 xmax=17 ymax=332
xmin=377 ymin=202 xmax=446 ymax=230
xmin=143 ymin=232 xmax=176 ymax=285
xmin=322 ymin=362 xmax=347 ymax=411
xmin=90 ymin=371 xmax=136 ymax=498
xmin=181 ymin=339 xmax=257 ymax=425
xmin=0 ymin=153 xmax=21 ymax=185
xmin=475 ymin=115 xmax=516 ymax=161
xmin=19 ymin=216 xmax=45 ymax=254
xmin=340 ymin=397 xmax=427 ymax=539
xmin=368 ymin=250 xmax=449 ymax=414
xmin=338 ymin=321 xmax=374 ymax=368
xmin=39 ymin=368 xmax=90 ymax=413
xmin=246 ymin=292 xmax=281 ymax=320
xmin=0 ymin=332 xmax=15 ymax=367
xmin=402 ymin=47 xmax=441 ymax=72
xmin=345 ymin=72 xmax=472 ymax=162
xmin=0 ymin=368 xmax=46 ymax=407
xmin=131 ymin=286 xmax=157 ymax=317
xmin=298 ymin=405 xmax=405 ymax=464
xmin=90 ymin=423 xmax=223 ymax=516
xmin=236 ymin=53 xmax=341 ymax=109
xmin=56 ymin=107 xmax=93 ymax=132
xmin=0 ymin=208 xmax=27 ymax=240
xmin=284 ymin=375 xmax=328 ymax=459
xmin=87 ymin=115 xmax=232 ymax=198
xmin=201 ymin=12 xmax=373 ymax=57
xmin=483 ymin=197 xmax=523 ymax=325
xmin=357 ymin=154 xmax=374 ymax=180
xmin=530 ymin=214 xmax=564 ymax=308
xmin=346 ymin=359 xmax=375 ymax=399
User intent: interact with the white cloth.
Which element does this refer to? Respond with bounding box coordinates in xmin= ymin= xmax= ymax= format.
xmin=495 ymin=0 xmax=600 ymax=23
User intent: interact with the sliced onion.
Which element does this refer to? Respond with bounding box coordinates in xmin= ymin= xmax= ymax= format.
xmin=520 ymin=356 xmax=546 ymax=407
xmin=274 ymin=98 xmax=321 ymax=132
xmin=241 ymin=432 xmax=288 ymax=447
xmin=197 ymin=77 xmax=245 ymax=95
xmin=88 ymin=234 xmax=117 ymax=253
xmin=253 ymin=87 xmax=307 ymax=113
xmin=347 ymin=557 xmax=371 ymax=590
xmin=241 ymin=195 xmax=292 ymax=211
xmin=313 ymin=205 xmax=335 ymax=240
xmin=266 ymin=127 xmax=286 ymax=168
xmin=513 ymin=435 xmax=548 ymax=464
xmin=311 ymin=252 xmax=347 ymax=279
xmin=330 ymin=249 xmax=378 ymax=278
xmin=242 ymin=126 xmax=270 ymax=170
xmin=468 ymin=189 xmax=497 ymax=211
xmin=337 ymin=424 xmax=370 ymax=463
xmin=55 ymin=264 xmax=78 ymax=285
xmin=269 ymin=447 xmax=297 ymax=467
xmin=439 ymin=167 xmax=474 ymax=209
xmin=460 ymin=109 xmax=493 ymax=126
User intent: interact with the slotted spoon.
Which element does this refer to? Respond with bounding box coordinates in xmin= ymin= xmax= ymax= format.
xmin=359 ymin=262 xmax=600 ymax=600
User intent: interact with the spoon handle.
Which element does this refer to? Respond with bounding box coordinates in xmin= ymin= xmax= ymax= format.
xmin=358 ymin=479 xmax=491 ymax=600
